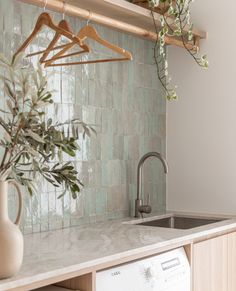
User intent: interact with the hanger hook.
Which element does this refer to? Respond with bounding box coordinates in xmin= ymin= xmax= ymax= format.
xmin=43 ymin=0 xmax=48 ymax=11
xmin=62 ymin=0 xmax=66 ymax=20
xmin=87 ymin=10 xmax=92 ymax=26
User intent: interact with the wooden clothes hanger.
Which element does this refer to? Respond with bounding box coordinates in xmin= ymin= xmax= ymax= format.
xmin=13 ymin=12 xmax=90 ymax=62
xmin=43 ymin=23 xmax=133 ymax=67
xmin=27 ymin=19 xmax=90 ymax=63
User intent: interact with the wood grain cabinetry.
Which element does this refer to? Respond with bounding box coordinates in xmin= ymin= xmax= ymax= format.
xmin=227 ymin=232 xmax=236 ymax=291
xmin=55 ymin=272 xmax=96 ymax=291
xmin=192 ymin=232 xmax=236 ymax=291
xmin=192 ymin=235 xmax=228 ymax=291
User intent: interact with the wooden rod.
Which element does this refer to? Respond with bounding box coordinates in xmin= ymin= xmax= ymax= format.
xmin=17 ymin=0 xmax=197 ymax=50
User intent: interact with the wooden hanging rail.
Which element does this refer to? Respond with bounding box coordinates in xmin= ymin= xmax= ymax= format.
xmin=17 ymin=0 xmax=206 ymax=50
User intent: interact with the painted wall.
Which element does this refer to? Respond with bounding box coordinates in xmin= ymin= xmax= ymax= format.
xmin=167 ymin=0 xmax=236 ymax=214
xmin=0 ymin=0 xmax=166 ymax=233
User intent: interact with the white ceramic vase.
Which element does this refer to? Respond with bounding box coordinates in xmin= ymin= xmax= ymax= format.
xmin=0 ymin=181 xmax=23 ymax=279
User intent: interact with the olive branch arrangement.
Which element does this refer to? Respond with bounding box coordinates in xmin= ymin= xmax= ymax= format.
xmin=148 ymin=0 xmax=208 ymax=100
xmin=0 ymin=53 xmax=95 ymax=199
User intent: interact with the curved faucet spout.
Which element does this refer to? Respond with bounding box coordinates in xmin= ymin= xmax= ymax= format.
xmin=135 ymin=152 xmax=168 ymax=218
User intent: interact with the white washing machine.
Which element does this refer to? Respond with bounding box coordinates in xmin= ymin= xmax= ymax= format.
xmin=96 ymin=247 xmax=190 ymax=291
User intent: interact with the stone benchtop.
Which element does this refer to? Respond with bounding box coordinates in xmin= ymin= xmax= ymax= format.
xmin=1 ymin=211 xmax=236 ymax=291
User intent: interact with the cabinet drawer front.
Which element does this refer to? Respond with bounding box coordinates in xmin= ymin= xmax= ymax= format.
xmin=193 ymin=235 xmax=228 ymax=291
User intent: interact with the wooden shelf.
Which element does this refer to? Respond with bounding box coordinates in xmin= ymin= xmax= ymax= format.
xmin=64 ymin=0 xmax=206 ymax=39
xmin=19 ymin=0 xmax=206 ymax=49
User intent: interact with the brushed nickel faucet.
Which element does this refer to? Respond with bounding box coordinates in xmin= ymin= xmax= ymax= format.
xmin=135 ymin=152 xmax=168 ymax=218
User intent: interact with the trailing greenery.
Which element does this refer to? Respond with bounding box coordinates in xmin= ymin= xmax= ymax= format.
xmin=148 ymin=0 xmax=208 ymax=100
xmin=0 ymin=53 xmax=95 ymax=198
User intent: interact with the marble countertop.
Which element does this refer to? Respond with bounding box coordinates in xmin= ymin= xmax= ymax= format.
xmin=1 ymin=211 xmax=236 ymax=290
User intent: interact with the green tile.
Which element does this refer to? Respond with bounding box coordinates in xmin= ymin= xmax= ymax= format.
xmin=1 ymin=0 xmax=166 ymax=234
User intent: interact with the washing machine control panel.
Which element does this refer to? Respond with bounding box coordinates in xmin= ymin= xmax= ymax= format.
xmin=96 ymin=247 xmax=190 ymax=291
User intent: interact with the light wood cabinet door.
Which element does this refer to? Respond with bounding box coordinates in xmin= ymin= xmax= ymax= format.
xmin=56 ymin=272 xmax=95 ymax=291
xmin=228 ymin=232 xmax=236 ymax=291
xmin=193 ymin=235 xmax=228 ymax=291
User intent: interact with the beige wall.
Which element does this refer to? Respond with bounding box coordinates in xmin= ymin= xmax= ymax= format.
xmin=167 ymin=0 xmax=236 ymax=214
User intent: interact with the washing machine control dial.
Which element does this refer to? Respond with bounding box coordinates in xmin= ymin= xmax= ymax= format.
xmin=144 ymin=266 xmax=159 ymax=280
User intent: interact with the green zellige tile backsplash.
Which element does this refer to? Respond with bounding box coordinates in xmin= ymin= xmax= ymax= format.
xmin=0 ymin=0 xmax=166 ymax=234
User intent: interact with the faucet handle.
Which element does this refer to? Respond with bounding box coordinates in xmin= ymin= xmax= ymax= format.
xmin=138 ymin=204 xmax=152 ymax=215
xmin=138 ymin=194 xmax=152 ymax=217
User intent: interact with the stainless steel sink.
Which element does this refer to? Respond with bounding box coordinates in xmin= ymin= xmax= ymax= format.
xmin=136 ymin=215 xmax=226 ymax=230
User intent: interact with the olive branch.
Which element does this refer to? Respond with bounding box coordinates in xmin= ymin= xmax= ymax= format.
xmin=0 ymin=53 xmax=95 ymax=199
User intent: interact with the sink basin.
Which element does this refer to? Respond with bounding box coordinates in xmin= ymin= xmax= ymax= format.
xmin=136 ymin=215 xmax=226 ymax=230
